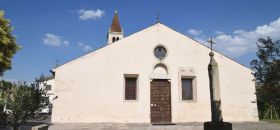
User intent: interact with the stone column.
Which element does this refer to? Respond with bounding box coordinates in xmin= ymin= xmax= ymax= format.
xmin=204 ymin=51 xmax=232 ymax=130
xmin=208 ymin=51 xmax=223 ymax=122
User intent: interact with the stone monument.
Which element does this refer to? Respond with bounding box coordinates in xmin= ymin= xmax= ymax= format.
xmin=204 ymin=37 xmax=232 ymax=130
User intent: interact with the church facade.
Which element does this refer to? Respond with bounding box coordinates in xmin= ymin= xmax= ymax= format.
xmin=51 ymin=11 xmax=258 ymax=123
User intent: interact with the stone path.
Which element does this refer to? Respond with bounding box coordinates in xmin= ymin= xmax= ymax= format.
xmin=48 ymin=122 xmax=280 ymax=130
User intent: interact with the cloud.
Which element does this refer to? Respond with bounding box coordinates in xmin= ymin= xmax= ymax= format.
xmin=192 ymin=17 xmax=280 ymax=57
xmin=84 ymin=45 xmax=93 ymax=52
xmin=214 ymin=31 xmax=224 ymax=35
xmin=188 ymin=29 xmax=202 ymax=36
xmin=77 ymin=42 xmax=84 ymax=47
xmin=63 ymin=40 xmax=69 ymax=46
xmin=77 ymin=42 xmax=93 ymax=52
xmin=43 ymin=33 xmax=61 ymax=46
xmin=78 ymin=9 xmax=105 ymax=20
xmin=43 ymin=33 xmax=69 ymax=47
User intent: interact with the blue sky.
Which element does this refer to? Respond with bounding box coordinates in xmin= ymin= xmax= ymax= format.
xmin=1 ymin=0 xmax=280 ymax=83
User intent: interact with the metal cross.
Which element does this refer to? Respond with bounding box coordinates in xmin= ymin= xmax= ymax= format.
xmin=207 ymin=37 xmax=215 ymax=52
xmin=55 ymin=60 xmax=59 ymax=67
xmin=156 ymin=12 xmax=160 ymax=23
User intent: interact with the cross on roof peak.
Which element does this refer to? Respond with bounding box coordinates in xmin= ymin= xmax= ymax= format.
xmin=156 ymin=12 xmax=160 ymax=23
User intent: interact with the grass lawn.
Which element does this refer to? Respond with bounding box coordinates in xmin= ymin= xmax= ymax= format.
xmin=262 ymin=119 xmax=280 ymax=124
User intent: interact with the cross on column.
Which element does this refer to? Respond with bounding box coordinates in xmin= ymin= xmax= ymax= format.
xmin=207 ymin=37 xmax=215 ymax=52
xmin=55 ymin=60 xmax=59 ymax=67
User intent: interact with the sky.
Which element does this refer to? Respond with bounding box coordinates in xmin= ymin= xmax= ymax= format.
xmin=1 ymin=0 xmax=280 ymax=83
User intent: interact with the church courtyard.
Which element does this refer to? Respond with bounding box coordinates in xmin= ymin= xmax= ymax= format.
xmin=48 ymin=122 xmax=280 ymax=130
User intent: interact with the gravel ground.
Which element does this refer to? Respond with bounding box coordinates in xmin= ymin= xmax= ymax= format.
xmin=48 ymin=122 xmax=280 ymax=130
xmin=2 ymin=118 xmax=280 ymax=130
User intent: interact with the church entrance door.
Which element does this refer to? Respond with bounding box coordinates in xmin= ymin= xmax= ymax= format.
xmin=150 ymin=79 xmax=171 ymax=123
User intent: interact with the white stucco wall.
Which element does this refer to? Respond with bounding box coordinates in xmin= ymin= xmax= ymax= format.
xmin=52 ymin=23 xmax=258 ymax=123
xmin=39 ymin=77 xmax=55 ymax=113
xmin=108 ymin=32 xmax=124 ymax=44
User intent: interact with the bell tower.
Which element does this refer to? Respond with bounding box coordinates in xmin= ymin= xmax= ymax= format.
xmin=107 ymin=10 xmax=124 ymax=44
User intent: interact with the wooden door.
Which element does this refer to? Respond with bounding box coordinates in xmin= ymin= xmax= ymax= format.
xmin=150 ymin=79 xmax=171 ymax=123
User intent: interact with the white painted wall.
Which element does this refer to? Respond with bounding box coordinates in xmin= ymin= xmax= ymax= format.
xmin=40 ymin=77 xmax=55 ymax=113
xmin=52 ymin=23 xmax=258 ymax=123
xmin=108 ymin=31 xmax=124 ymax=44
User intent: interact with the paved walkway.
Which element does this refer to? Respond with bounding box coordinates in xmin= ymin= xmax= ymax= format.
xmin=48 ymin=122 xmax=280 ymax=130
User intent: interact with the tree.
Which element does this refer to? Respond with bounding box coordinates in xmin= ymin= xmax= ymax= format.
xmin=0 ymin=76 xmax=50 ymax=130
xmin=0 ymin=10 xmax=20 ymax=76
xmin=0 ymin=80 xmax=13 ymax=127
xmin=251 ymin=37 xmax=280 ymax=119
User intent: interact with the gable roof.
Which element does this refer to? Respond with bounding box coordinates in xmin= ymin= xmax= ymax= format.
xmin=56 ymin=22 xmax=251 ymax=70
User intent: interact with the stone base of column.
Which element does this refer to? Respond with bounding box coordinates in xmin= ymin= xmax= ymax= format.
xmin=204 ymin=121 xmax=232 ymax=130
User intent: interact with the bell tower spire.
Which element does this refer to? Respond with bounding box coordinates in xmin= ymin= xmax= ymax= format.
xmin=107 ymin=10 xmax=124 ymax=44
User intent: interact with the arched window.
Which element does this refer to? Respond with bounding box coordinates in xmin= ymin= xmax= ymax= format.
xmin=112 ymin=37 xmax=116 ymax=42
xmin=116 ymin=37 xmax=120 ymax=41
xmin=154 ymin=63 xmax=168 ymax=75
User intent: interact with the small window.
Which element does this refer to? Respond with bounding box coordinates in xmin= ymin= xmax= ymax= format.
xmin=182 ymin=79 xmax=193 ymax=100
xmin=46 ymin=85 xmax=52 ymax=90
xmin=112 ymin=37 xmax=116 ymax=42
xmin=116 ymin=37 xmax=120 ymax=41
xmin=125 ymin=77 xmax=137 ymax=100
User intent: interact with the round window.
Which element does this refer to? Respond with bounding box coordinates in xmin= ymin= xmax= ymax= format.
xmin=154 ymin=46 xmax=167 ymax=60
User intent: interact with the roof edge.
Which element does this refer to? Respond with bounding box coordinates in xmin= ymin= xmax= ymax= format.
xmin=56 ymin=22 xmax=159 ymax=69
xmin=56 ymin=22 xmax=252 ymax=71
xmin=158 ymin=22 xmax=252 ymax=71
